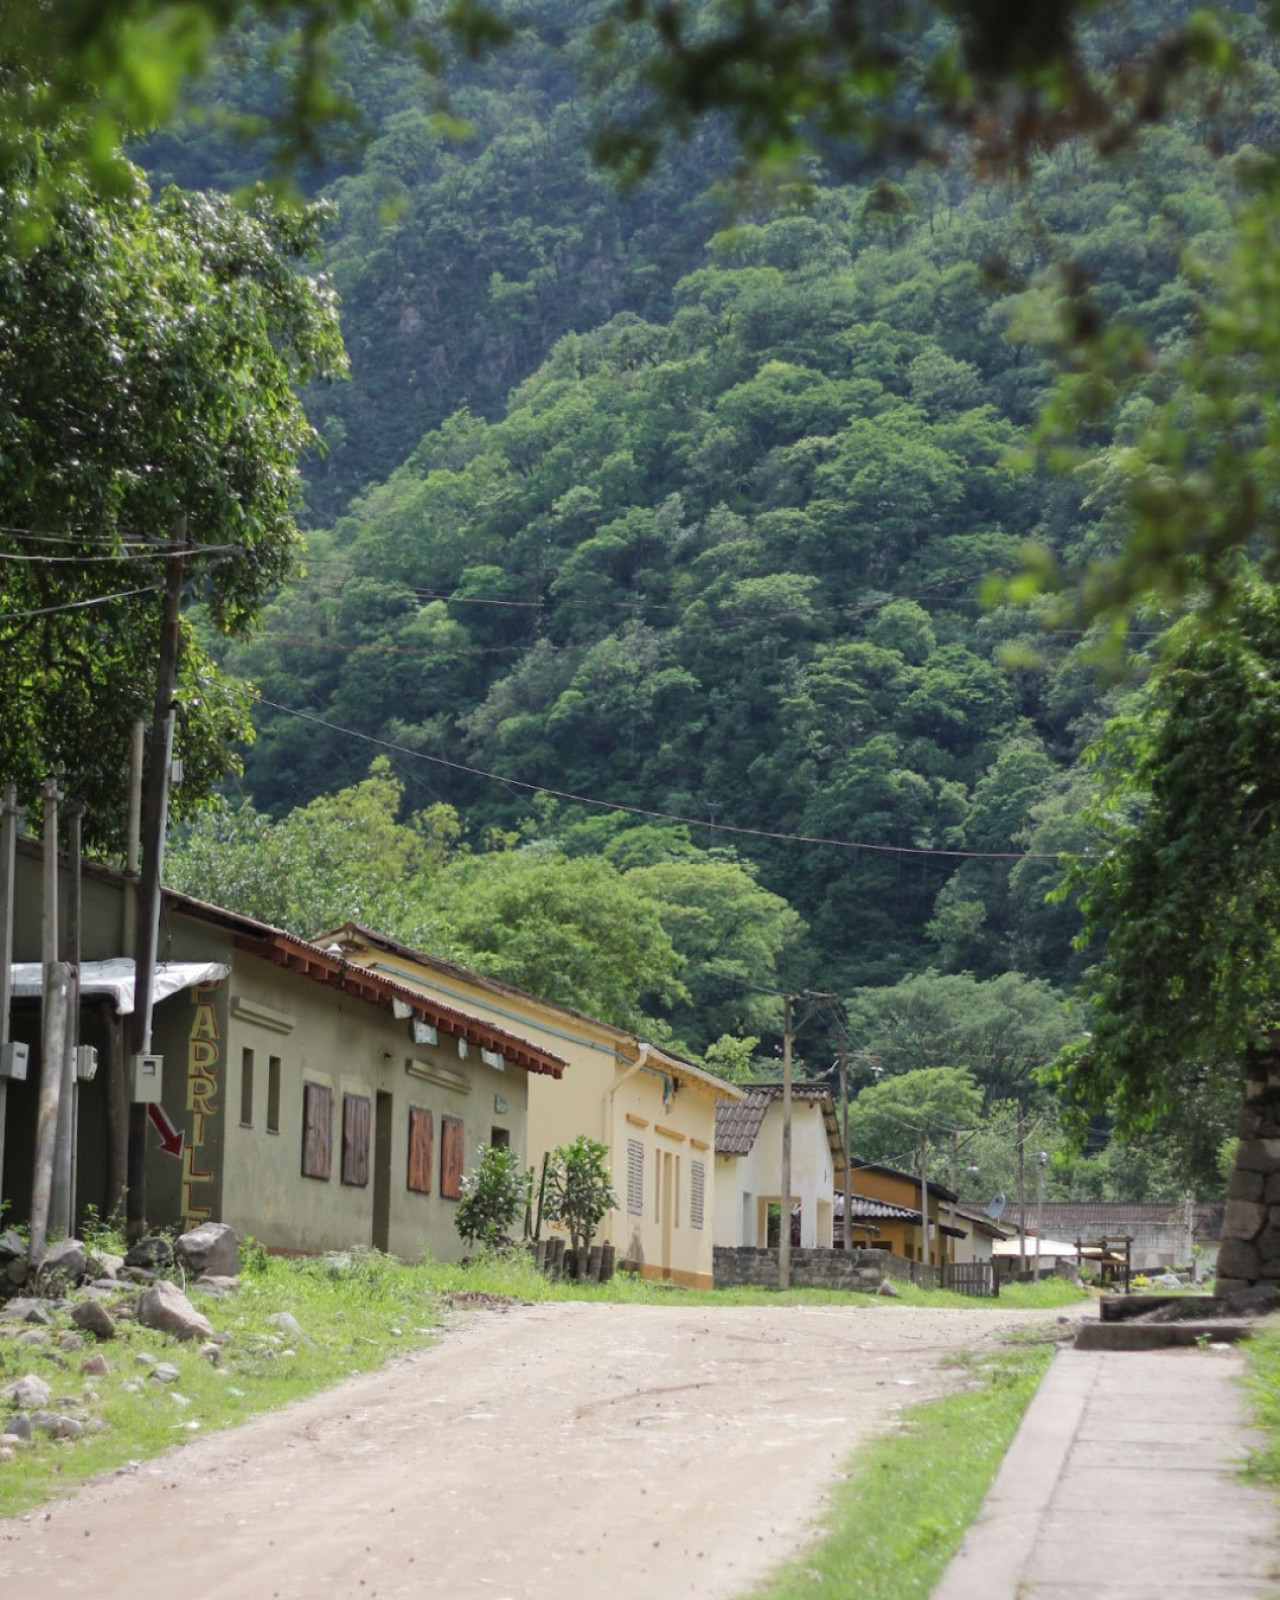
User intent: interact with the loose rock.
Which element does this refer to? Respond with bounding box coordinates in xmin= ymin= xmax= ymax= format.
xmin=124 ymin=1236 xmax=173 ymax=1272
xmin=4 ymin=1374 xmax=51 ymax=1409
xmin=152 ymin=1363 xmax=181 ymax=1384
xmin=876 ymin=1279 xmax=901 ymax=1297
xmin=176 ymin=1222 xmax=238 ymax=1279
xmin=265 ymin=1311 xmax=303 ymax=1340
xmin=38 ymin=1238 xmax=87 ymax=1286
xmin=80 ymin=1354 xmax=109 ymax=1377
xmin=1 ymin=1414 xmax=32 ymax=1441
xmin=58 ymin=1333 xmax=85 ymax=1353
xmin=136 ymin=1280 xmax=213 ymax=1342
xmin=70 ymin=1299 xmax=116 ymax=1341
xmin=30 ymin=1411 xmax=83 ymax=1441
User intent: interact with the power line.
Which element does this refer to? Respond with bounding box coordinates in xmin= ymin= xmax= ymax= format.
xmin=0 ymin=582 xmax=164 ymax=617
xmin=250 ymin=692 xmax=1069 ymax=863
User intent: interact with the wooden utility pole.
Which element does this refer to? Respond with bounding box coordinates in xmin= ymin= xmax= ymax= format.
xmin=29 ymin=777 xmax=65 ymax=1264
xmin=779 ymin=993 xmax=793 ymax=1289
xmin=0 ymin=784 xmax=18 ymax=1205
xmin=50 ymin=803 xmax=83 ymax=1239
xmin=1016 ymin=1102 xmax=1027 ymax=1276
xmin=838 ymin=1025 xmax=851 ymax=1251
xmin=920 ymin=1127 xmax=930 ymax=1279
xmin=128 ymin=518 xmax=186 ymax=1241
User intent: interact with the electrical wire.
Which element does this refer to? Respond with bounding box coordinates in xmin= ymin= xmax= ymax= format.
xmin=0 ymin=585 xmax=162 ymax=622
xmin=249 ymin=691 xmax=1071 ymax=862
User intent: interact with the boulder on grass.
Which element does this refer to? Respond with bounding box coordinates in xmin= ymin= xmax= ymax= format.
xmin=3 ymin=1374 xmax=51 ymax=1409
xmin=70 ymin=1298 xmax=116 ymax=1341
xmin=124 ymin=1236 xmax=173 ymax=1272
xmin=136 ymin=1280 xmax=213 ymax=1343
xmin=37 ymin=1237 xmax=86 ymax=1285
xmin=175 ymin=1222 xmax=238 ymax=1279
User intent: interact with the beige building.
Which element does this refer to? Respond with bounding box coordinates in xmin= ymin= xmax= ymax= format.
xmin=323 ymin=925 xmax=742 ymax=1288
xmin=714 ymin=1085 xmax=847 ymax=1249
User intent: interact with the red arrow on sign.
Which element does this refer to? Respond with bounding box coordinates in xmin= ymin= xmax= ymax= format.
xmin=146 ymin=1103 xmax=185 ymax=1159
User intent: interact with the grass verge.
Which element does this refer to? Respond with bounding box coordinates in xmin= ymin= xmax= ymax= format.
xmin=0 ymin=1249 xmax=438 ymax=1518
xmin=1241 ymin=1318 xmax=1280 ymax=1483
xmin=747 ymin=1339 xmax=1055 ymax=1600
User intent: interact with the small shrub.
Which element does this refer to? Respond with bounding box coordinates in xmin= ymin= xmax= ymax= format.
xmin=455 ymin=1144 xmax=531 ymax=1250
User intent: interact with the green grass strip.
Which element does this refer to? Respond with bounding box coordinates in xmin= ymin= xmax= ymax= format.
xmin=746 ymin=1339 xmax=1055 ymax=1600
xmin=1242 ymin=1319 xmax=1280 ymax=1483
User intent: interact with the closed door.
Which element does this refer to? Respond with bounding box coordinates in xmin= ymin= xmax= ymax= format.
xmin=372 ymin=1091 xmax=392 ymax=1253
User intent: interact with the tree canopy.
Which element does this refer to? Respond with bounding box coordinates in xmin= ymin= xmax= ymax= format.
xmin=0 ymin=159 xmax=345 ymax=845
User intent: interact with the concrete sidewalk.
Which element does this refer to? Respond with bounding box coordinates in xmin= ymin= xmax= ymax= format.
xmin=931 ymin=1344 xmax=1279 ymax=1600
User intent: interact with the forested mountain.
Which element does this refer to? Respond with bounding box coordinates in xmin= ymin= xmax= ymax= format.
xmin=147 ymin=0 xmax=1280 ymax=1197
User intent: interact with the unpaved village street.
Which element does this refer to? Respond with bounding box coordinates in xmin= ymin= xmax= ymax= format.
xmin=0 ymin=1300 xmax=1077 ymax=1600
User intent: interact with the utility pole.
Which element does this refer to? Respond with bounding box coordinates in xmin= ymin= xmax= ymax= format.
xmin=128 ymin=517 xmax=186 ymax=1241
xmin=838 ymin=1024 xmax=852 ymax=1252
xmin=779 ymin=993 xmax=793 ymax=1289
xmin=30 ymin=778 xmax=67 ymax=1265
xmin=0 ymin=784 xmax=19 ymax=1206
xmin=920 ymin=1127 xmax=930 ymax=1280
xmin=1016 ymin=1102 xmax=1027 ymax=1277
xmin=50 ymin=803 xmax=83 ymax=1239
xmin=1034 ymin=1149 xmax=1047 ymax=1279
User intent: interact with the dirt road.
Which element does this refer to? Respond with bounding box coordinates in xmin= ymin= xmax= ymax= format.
xmin=0 ymin=1300 xmax=1073 ymax=1600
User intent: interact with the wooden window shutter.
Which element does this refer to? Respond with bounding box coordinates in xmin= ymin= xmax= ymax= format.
xmin=690 ymin=1159 xmax=706 ymax=1231
xmin=342 ymin=1094 xmax=371 ymax=1187
xmin=440 ymin=1115 xmax=465 ymax=1200
xmin=407 ymin=1107 xmax=433 ymax=1194
xmin=301 ymin=1082 xmax=333 ymax=1180
xmin=626 ymin=1138 xmax=644 ymax=1215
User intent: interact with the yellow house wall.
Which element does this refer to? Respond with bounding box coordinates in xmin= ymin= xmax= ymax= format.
xmin=334 ymin=943 xmax=720 ymax=1287
xmin=850 ymin=1166 xmax=953 ymax=1267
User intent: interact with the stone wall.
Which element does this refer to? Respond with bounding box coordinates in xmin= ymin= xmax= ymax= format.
xmin=713 ymin=1245 xmax=926 ymax=1291
xmin=1218 ymin=1039 xmax=1280 ymax=1293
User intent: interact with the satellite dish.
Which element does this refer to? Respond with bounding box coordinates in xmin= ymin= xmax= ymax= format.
xmin=984 ymin=1194 xmax=1007 ymax=1221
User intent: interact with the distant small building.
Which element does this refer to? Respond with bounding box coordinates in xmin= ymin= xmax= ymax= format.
xmin=1032 ymin=1201 xmax=1200 ymax=1274
xmin=714 ymin=1085 xmax=846 ymax=1249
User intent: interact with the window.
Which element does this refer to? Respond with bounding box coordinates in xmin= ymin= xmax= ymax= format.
xmin=266 ymin=1056 xmax=281 ymax=1134
xmin=690 ymin=1160 xmax=705 ymax=1231
xmin=407 ymin=1107 xmax=433 ymax=1194
xmin=239 ymin=1048 xmax=254 ymax=1127
xmin=301 ymin=1082 xmax=333 ymax=1180
xmin=490 ymin=1126 xmax=510 ymax=1149
xmin=674 ymin=1156 xmax=681 ymax=1228
xmin=341 ymin=1093 xmax=371 ymax=1187
xmin=626 ymin=1138 xmax=644 ymax=1215
xmin=440 ymin=1114 xmax=465 ymax=1200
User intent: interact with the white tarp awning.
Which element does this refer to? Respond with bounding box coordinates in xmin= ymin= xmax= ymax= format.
xmin=9 ymin=959 xmax=230 ymax=1015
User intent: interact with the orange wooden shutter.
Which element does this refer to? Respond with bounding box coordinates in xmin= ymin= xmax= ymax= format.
xmin=441 ymin=1115 xmax=465 ymax=1200
xmin=407 ymin=1107 xmax=433 ymax=1194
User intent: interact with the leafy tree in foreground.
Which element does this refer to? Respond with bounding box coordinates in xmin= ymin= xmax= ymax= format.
xmin=1056 ymin=579 xmax=1280 ymax=1136
xmin=0 ymin=156 xmax=345 ymax=846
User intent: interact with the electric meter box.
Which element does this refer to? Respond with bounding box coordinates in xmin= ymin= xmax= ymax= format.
xmin=0 ymin=1041 xmax=29 ymax=1080
xmin=131 ymin=1052 xmax=163 ymax=1103
xmin=75 ymin=1045 xmax=99 ymax=1083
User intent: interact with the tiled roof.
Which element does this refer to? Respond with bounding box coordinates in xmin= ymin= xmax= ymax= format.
xmin=715 ymin=1093 xmax=771 ymax=1155
xmin=715 ymin=1084 xmax=847 ymax=1173
xmin=838 ymin=1194 xmax=919 ymax=1223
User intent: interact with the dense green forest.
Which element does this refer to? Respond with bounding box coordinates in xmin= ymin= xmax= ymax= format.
xmin=129 ymin=0 xmax=1280 ymax=1202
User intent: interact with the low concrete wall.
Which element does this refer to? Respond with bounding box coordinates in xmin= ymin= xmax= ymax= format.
xmin=714 ymin=1245 xmax=924 ymax=1291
